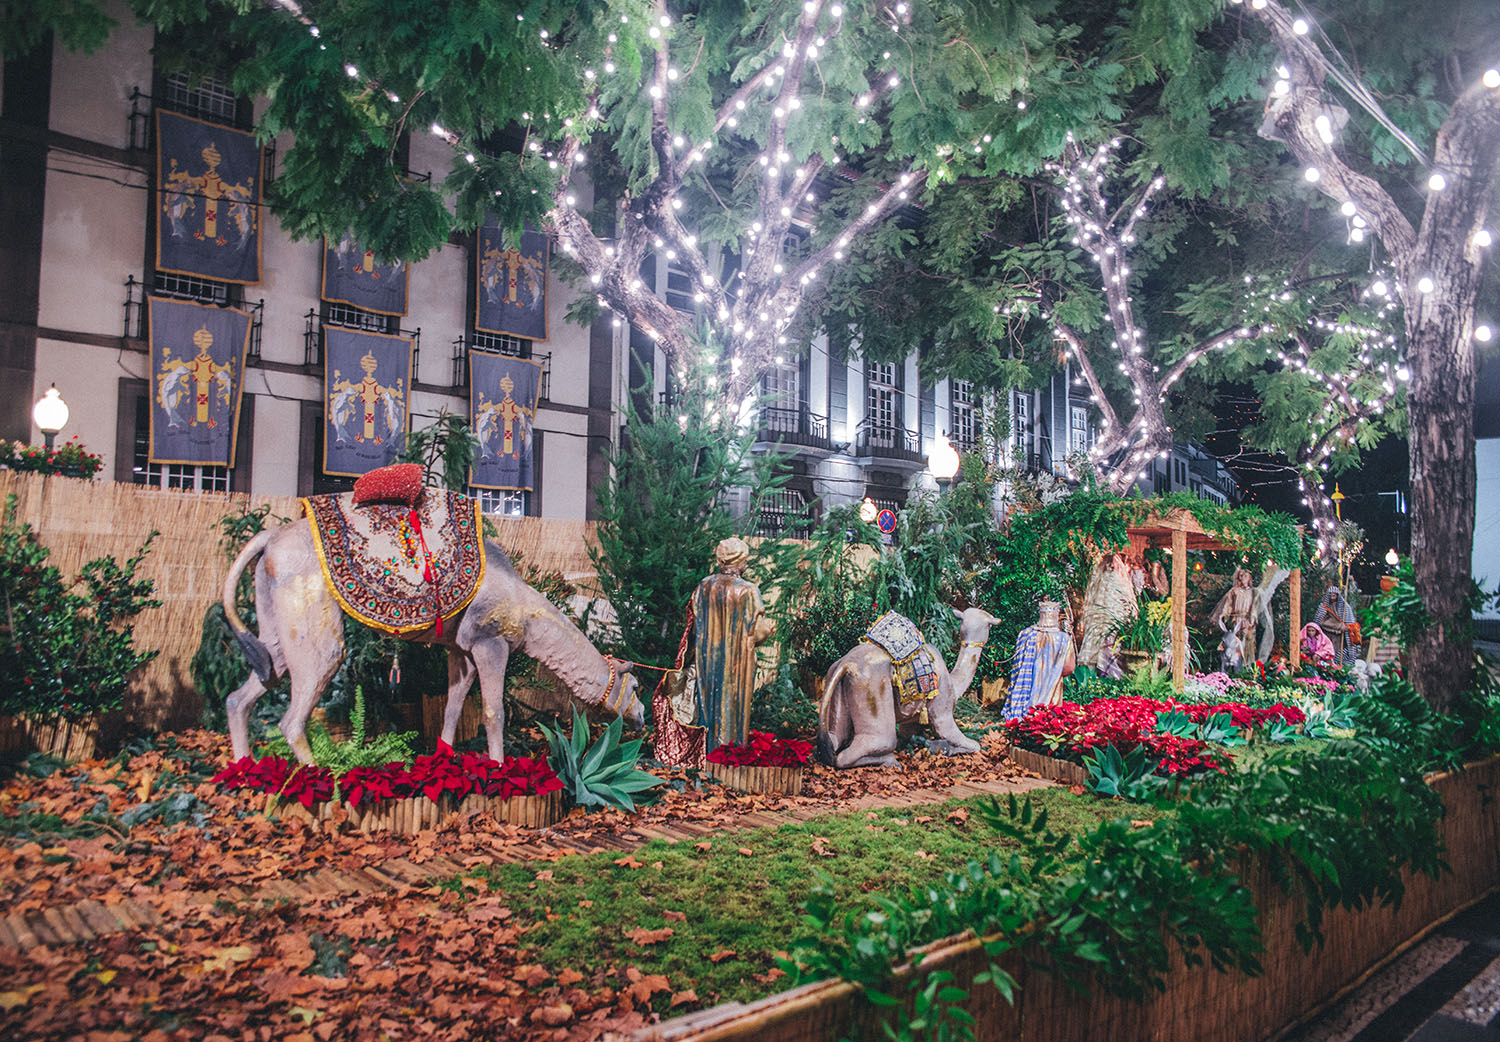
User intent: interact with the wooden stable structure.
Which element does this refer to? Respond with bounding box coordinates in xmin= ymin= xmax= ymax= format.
xmin=1126 ymin=510 xmax=1302 ymax=689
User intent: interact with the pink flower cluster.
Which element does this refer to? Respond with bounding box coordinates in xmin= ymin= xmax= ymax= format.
xmin=706 ymin=731 xmax=814 ymax=768
xmin=1189 ymin=671 xmax=1233 ymax=694
xmin=1006 ymin=696 xmax=1304 ymax=778
xmin=212 ymin=742 xmax=563 ymax=810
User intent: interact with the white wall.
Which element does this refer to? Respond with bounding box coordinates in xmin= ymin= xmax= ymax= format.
xmin=1475 ymin=438 xmax=1500 ymax=613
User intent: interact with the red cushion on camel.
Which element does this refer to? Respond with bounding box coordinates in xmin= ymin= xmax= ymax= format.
xmin=352 ymin=463 xmax=426 ymax=507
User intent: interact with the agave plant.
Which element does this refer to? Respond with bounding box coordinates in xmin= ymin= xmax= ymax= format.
xmin=541 ymin=708 xmax=665 ymax=812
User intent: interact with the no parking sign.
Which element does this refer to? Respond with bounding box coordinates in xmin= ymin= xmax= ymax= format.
xmin=876 ymin=509 xmax=897 ymax=534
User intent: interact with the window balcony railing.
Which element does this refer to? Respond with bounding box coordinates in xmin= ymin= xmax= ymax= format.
xmin=855 ymin=423 xmax=925 ymax=465
xmin=755 ymin=406 xmax=831 ymax=451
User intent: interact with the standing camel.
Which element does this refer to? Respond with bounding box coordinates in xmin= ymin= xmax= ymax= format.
xmin=221 ymin=522 xmax=641 ymax=765
xmin=818 ymin=607 xmax=998 ymax=769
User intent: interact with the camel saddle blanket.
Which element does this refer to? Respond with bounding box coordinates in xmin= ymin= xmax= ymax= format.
xmin=303 ymin=490 xmax=486 ymax=635
xmin=862 ymin=611 xmax=939 ymax=706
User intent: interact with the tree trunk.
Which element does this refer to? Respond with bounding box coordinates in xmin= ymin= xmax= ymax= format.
xmin=1404 ymin=278 xmax=1479 ymax=710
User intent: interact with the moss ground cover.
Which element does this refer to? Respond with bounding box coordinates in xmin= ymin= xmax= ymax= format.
xmin=455 ymin=788 xmax=1169 ymax=1006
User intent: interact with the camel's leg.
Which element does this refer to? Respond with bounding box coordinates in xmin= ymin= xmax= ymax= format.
xmin=441 ymin=651 xmax=478 ymax=748
xmin=275 ymin=604 xmax=344 ymax=766
xmin=926 ymin=678 xmax=981 ymax=755
xmin=834 ymin=680 xmax=900 ymax=769
xmin=226 ymin=672 xmax=268 ymax=761
xmin=470 ymin=637 xmax=512 ymax=763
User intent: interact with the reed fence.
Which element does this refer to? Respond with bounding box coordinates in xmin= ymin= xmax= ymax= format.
xmin=638 ymin=756 xmax=1500 ymax=1042
xmin=0 ymin=472 xmax=602 ymax=737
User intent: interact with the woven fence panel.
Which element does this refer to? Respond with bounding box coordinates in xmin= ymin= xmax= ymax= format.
xmin=0 ymin=473 xmax=601 ymax=735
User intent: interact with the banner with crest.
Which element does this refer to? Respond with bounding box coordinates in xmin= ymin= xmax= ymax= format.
xmin=148 ymin=296 xmax=251 ymax=466
xmin=470 ymin=352 xmax=543 ymax=491
xmin=322 ymin=327 xmax=413 ymax=477
xmin=155 ymin=109 xmax=262 ymax=284
xmin=321 ymin=233 xmax=409 ymax=316
xmin=475 ymin=216 xmax=548 ymax=340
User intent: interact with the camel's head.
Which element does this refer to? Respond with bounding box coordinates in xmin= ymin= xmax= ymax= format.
xmin=952 ymin=606 xmax=1000 ymax=644
xmin=602 ymin=657 xmax=646 ymax=729
xmin=620 ymin=671 xmax=645 ymax=729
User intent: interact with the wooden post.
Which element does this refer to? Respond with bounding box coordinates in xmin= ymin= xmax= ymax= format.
xmin=1172 ymin=528 xmax=1187 ymax=692
xmin=1290 ymin=567 xmax=1302 ymax=668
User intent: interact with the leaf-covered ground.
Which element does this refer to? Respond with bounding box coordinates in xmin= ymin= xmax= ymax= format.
xmin=0 ymin=727 xmax=1112 ymax=1040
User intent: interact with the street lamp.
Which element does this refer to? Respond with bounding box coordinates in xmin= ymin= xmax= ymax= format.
xmin=1384 ymin=548 xmax=1399 ymax=568
xmin=32 ymin=385 xmax=69 ymax=451
xmin=859 ymin=497 xmax=878 ymax=524
xmin=928 ymin=432 xmax=960 ymax=493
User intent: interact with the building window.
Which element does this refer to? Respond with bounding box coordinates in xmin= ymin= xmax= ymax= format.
xmin=1013 ymin=391 xmax=1031 ymax=453
xmin=1069 ymin=405 xmax=1090 ymax=454
xmin=121 ymin=379 xmax=245 ymax=491
xmin=470 ymin=487 xmax=530 ymax=517
xmin=867 ymin=361 xmax=900 ymax=446
xmin=951 ymin=380 xmax=980 ymax=453
xmin=754 ymin=488 xmax=812 ymax=539
xmin=159 ymin=71 xmax=240 ymax=125
xmin=665 ymin=259 xmax=696 ymax=314
xmin=1175 ymin=459 xmax=1186 ymax=485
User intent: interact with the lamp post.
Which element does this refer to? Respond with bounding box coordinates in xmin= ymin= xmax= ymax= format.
xmin=928 ymin=432 xmax=960 ymax=494
xmin=32 ymin=385 xmax=69 ymax=452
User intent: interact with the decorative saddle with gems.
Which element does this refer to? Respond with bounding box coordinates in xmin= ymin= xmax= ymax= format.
xmin=862 ymin=611 xmax=940 ymax=707
xmin=303 ymin=488 xmax=485 ymax=635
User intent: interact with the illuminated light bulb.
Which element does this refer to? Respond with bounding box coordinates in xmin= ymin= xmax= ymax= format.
xmin=1315 ymin=114 xmax=1334 ymax=143
xmin=564 ymin=194 xmax=576 ymax=206
xmin=1428 ymin=172 xmax=1447 ymax=191
xmin=604 ymin=61 xmax=615 ymax=73
xmin=1017 ymin=100 xmax=1026 ymax=110
xmin=344 ymin=64 xmax=359 ymax=78
xmin=831 ymin=3 xmax=843 ymax=15
xmin=667 ymin=67 xmax=679 ymax=81
xmin=1475 ymin=229 xmax=1493 ymax=248
xmin=1304 ymin=167 xmax=1320 ymax=183
xmin=648 ymin=25 xmax=660 ymax=38
xmin=1273 ymin=79 xmax=1290 ymax=96
xmin=388 ymin=92 xmax=400 ymax=102
xmin=1350 ymin=228 xmax=1365 ymax=243
xmin=1476 ymin=325 xmax=1494 ymax=343
xmin=1371 ymin=279 xmax=1387 ymax=296
xmin=538 ymin=29 xmax=548 ymax=39
xmin=1417 ymin=276 xmax=1435 ymax=293
xmin=1292 ymin=18 xmax=1309 ymax=33
xmin=1339 ymin=200 xmax=1357 ymax=217
xmin=1397 ymin=366 xmax=1410 ymax=381
xmin=1484 ymin=69 xmax=1500 ymax=88
xmin=660 ymin=14 xmax=671 ymax=26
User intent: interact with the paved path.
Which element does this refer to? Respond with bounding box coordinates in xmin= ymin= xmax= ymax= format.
xmin=0 ymin=774 xmax=1044 ymax=951
xmin=1279 ymin=892 xmax=1500 ymax=1042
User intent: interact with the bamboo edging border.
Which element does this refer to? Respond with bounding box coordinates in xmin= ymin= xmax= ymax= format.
xmin=263 ymin=789 xmax=564 ymax=833
xmin=636 ymin=757 xmax=1500 ymax=1042
xmin=1006 ymin=746 xmax=1090 ymax=787
xmin=0 ymin=715 xmax=101 ymax=762
xmin=706 ymin=763 xmax=806 ymax=796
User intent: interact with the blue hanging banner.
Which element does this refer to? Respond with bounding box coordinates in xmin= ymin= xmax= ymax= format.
xmin=322 ymin=327 xmax=413 ymax=477
xmin=475 ymin=216 xmax=548 ymax=340
xmin=470 ymin=352 xmax=543 ymax=491
xmin=148 ymin=296 xmax=251 ymax=466
xmin=321 ymin=232 xmax=409 ymax=316
xmin=155 ymin=109 xmax=262 ymax=284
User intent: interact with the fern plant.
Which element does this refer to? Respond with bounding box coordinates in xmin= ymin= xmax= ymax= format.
xmin=266 ymin=686 xmax=417 ymax=793
xmin=540 ymin=707 xmax=664 ymax=812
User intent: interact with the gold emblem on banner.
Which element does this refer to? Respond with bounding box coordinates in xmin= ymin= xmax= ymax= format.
xmin=157 ymin=325 xmax=232 ymax=428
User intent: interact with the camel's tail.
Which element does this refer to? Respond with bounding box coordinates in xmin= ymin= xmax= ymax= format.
xmin=816 ymin=661 xmax=852 ymax=767
xmin=223 ymin=529 xmax=275 ymax=683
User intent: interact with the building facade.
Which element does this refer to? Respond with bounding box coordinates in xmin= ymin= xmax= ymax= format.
xmin=2 ymin=12 xmax=621 ymax=519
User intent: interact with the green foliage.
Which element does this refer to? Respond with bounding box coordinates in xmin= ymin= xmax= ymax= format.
xmin=193 ymin=503 xmax=278 ymax=730
xmin=1061 ymin=666 xmax=1131 ymax=705
xmin=590 ymin=381 xmax=783 ymax=667
xmin=1083 ymin=744 xmax=1165 ymax=800
xmin=748 ymin=664 xmax=819 ymax=739
xmin=0 ymin=495 xmax=161 ymax=721
xmin=399 ymin=413 xmax=478 ymax=493
xmin=787 ymin=792 xmax=1261 ymax=1014
xmin=264 ymin=688 xmax=417 ymax=786
xmin=1174 ymin=741 xmax=1446 ymax=951
xmin=541 ymin=708 xmax=664 ymax=813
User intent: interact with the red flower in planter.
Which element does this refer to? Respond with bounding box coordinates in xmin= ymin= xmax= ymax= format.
xmin=707 ymin=732 xmax=813 ymax=768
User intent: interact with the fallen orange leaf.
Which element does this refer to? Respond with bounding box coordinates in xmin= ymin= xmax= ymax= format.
xmin=708 ymin=949 xmax=737 ymax=964
xmin=625 ymin=926 xmax=674 ymax=945
xmin=737 ymin=847 xmax=754 ymax=857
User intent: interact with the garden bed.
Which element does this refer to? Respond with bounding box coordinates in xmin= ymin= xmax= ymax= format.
xmin=635 ymin=757 xmax=1500 ymax=1042
xmin=1006 ymin=746 xmax=1089 ymax=787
